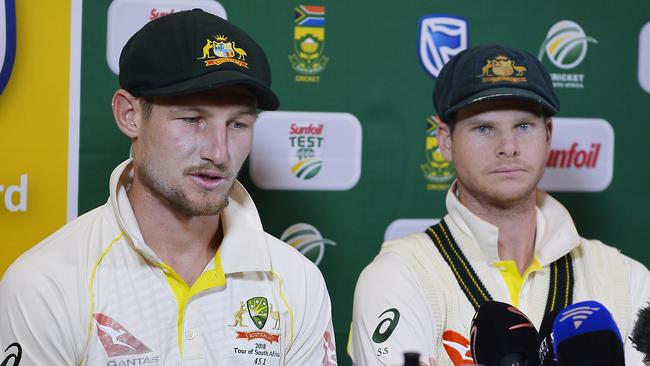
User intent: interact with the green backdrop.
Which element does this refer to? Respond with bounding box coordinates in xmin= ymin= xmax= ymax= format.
xmin=79 ymin=1 xmax=650 ymax=363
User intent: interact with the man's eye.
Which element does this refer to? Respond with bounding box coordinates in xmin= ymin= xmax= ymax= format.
xmin=477 ymin=126 xmax=490 ymax=133
xmin=229 ymin=121 xmax=248 ymax=129
xmin=518 ymin=123 xmax=530 ymax=131
xmin=183 ymin=117 xmax=202 ymax=124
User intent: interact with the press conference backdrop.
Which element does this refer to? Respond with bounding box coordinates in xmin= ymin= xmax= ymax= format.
xmin=1 ymin=0 xmax=649 ymax=364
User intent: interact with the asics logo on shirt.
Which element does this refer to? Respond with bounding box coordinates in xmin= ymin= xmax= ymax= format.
xmin=1 ymin=343 xmax=22 ymax=366
xmin=94 ymin=313 xmax=152 ymax=357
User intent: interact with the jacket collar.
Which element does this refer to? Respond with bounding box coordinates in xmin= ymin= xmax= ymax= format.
xmin=445 ymin=181 xmax=581 ymax=266
xmin=108 ymin=159 xmax=271 ymax=274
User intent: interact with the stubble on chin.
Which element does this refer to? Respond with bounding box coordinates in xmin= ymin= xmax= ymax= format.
xmin=136 ymin=162 xmax=236 ymax=217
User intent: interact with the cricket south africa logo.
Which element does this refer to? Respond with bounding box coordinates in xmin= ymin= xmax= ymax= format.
xmin=289 ymin=123 xmax=325 ymax=180
xmin=421 ymin=115 xmax=455 ymax=191
xmin=289 ymin=5 xmax=328 ymax=82
xmin=538 ymin=20 xmax=597 ymax=89
xmin=197 ymin=34 xmax=248 ymax=68
xmin=0 ymin=0 xmax=16 ymax=95
xmin=418 ymin=15 xmax=468 ymax=78
xmin=281 ymin=223 xmax=336 ymax=266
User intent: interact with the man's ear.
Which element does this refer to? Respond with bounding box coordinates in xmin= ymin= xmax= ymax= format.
xmin=438 ymin=121 xmax=453 ymax=161
xmin=112 ymin=89 xmax=143 ymax=138
xmin=545 ymin=118 xmax=553 ymax=147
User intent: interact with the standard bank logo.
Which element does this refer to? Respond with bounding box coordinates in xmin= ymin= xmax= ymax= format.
xmin=639 ymin=22 xmax=650 ymax=93
xmin=106 ymin=0 xmax=226 ymax=74
xmin=418 ymin=15 xmax=468 ymax=78
xmin=538 ymin=117 xmax=614 ymax=192
xmin=250 ymin=111 xmax=362 ymax=190
xmin=538 ymin=20 xmax=597 ymax=89
xmin=280 ymin=223 xmax=335 ymax=266
xmin=0 ymin=0 xmax=16 ymax=95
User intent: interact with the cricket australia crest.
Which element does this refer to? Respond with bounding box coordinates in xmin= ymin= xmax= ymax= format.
xmin=197 ymin=34 xmax=249 ymax=69
xmin=247 ymin=297 xmax=269 ymax=330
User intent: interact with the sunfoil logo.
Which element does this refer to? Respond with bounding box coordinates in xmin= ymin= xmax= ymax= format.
xmin=289 ymin=123 xmax=324 ymax=180
xmin=280 ymin=223 xmax=335 ymax=266
xmin=538 ymin=117 xmax=613 ymax=192
xmin=538 ymin=20 xmax=597 ymax=89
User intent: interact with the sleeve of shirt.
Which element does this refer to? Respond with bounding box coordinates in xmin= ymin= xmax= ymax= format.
xmin=283 ymin=258 xmax=337 ymax=366
xmin=0 ymin=261 xmax=82 ymax=365
xmin=623 ymin=255 xmax=650 ymax=365
xmin=350 ymin=252 xmax=438 ymax=366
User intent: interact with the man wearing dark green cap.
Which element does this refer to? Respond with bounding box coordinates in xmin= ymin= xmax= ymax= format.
xmin=351 ymin=44 xmax=650 ymax=366
xmin=0 ymin=10 xmax=337 ymax=365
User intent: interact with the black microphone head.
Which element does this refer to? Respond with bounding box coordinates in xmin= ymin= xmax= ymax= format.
xmin=470 ymin=300 xmax=540 ymax=366
xmin=631 ymin=302 xmax=650 ymax=359
xmin=538 ymin=308 xmax=561 ymax=366
xmin=553 ymin=300 xmax=624 ymax=366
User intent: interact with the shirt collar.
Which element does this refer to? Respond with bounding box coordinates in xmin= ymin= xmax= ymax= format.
xmin=445 ymin=181 xmax=581 ymax=266
xmin=108 ymin=159 xmax=271 ymax=273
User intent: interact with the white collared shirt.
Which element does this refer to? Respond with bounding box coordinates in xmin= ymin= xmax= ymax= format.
xmin=0 ymin=159 xmax=337 ymax=366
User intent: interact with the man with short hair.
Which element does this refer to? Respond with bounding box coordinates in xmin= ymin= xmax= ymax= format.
xmin=0 ymin=10 xmax=336 ymax=365
xmin=350 ymin=44 xmax=650 ymax=366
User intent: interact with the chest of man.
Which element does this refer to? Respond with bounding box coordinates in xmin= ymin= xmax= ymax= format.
xmin=83 ymin=259 xmax=287 ymax=366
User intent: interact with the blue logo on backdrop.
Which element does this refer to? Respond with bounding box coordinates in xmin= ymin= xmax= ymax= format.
xmin=418 ymin=15 xmax=468 ymax=78
xmin=0 ymin=0 xmax=16 ymax=95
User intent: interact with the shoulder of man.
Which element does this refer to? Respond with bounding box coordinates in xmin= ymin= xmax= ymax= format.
xmin=0 ymin=204 xmax=114 ymax=364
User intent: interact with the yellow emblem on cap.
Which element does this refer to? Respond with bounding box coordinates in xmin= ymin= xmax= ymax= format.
xmin=477 ymin=55 xmax=527 ymax=83
xmin=197 ymin=35 xmax=249 ymax=69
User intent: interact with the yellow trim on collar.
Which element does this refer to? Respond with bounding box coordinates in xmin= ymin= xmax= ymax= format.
xmin=494 ymin=257 xmax=543 ymax=308
xmin=156 ymin=250 xmax=226 ymax=355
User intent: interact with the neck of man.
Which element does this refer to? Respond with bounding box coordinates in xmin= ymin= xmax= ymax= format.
xmin=128 ymin=179 xmax=222 ymax=287
xmin=456 ymin=185 xmax=537 ymax=275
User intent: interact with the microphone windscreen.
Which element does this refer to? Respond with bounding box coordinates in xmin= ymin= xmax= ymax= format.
xmin=552 ymin=300 xmax=624 ymax=366
xmin=470 ymin=300 xmax=539 ymax=366
xmin=631 ymin=302 xmax=650 ymax=357
xmin=538 ymin=308 xmax=561 ymax=366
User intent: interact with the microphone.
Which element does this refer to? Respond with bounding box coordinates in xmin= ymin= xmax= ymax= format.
xmin=552 ymin=300 xmax=624 ymax=366
xmin=470 ymin=300 xmax=540 ymax=366
xmin=538 ymin=308 xmax=561 ymax=366
xmin=631 ymin=302 xmax=650 ymax=363
xmin=403 ymin=352 xmax=420 ymax=366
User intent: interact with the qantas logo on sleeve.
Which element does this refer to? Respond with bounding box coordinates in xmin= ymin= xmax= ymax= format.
xmin=94 ymin=313 xmax=152 ymax=357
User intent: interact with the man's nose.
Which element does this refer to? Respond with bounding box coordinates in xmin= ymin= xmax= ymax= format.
xmin=201 ymin=123 xmax=228 ymax=163
xmin=497 ymin=131 xmax=520 ymax=157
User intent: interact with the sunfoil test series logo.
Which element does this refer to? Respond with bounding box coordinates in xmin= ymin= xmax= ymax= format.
xmin=280 ymin=223 xmax=335 ymax=266
xmin=250 ymin=111 xmax=362 ymax=191
xmin=538 ymin=20 xmax=597 ymax=89
xmin=289 ymin=123 xmax=324 ymax=180
xmin=0 ymin=0 xmax=16 ymax=95
xmin=418 ymin=15 xmax=468 ymax=78
xmin=421 ymin=115 xmax=455 ymax=190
